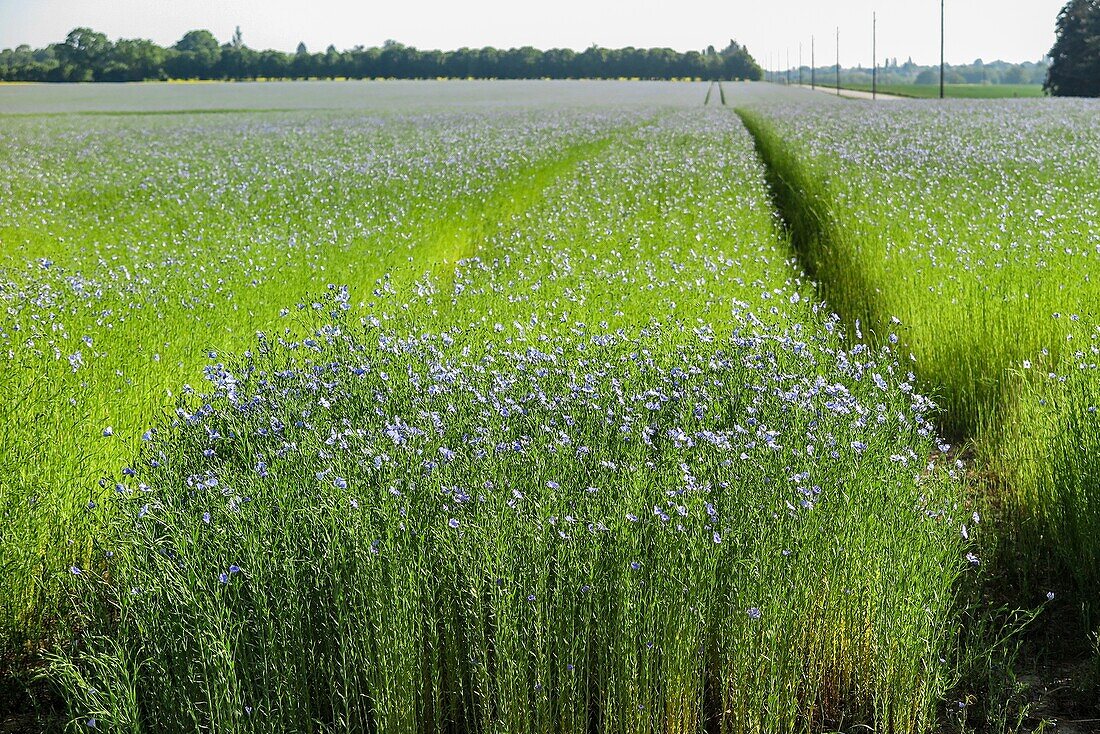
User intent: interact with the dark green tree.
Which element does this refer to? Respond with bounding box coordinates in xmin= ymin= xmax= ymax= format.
xmin=218 ymin=41 xmax=257 ymax=79
xmin=720 ymin=40 xmax=762 ymax=81
xmin=55 ymin=27 xmax=111 ymax=80
xmin=102 ymin=38 xmax=166 ymax=81
xmin=292 ymin=42 xmax=312 ymax=78
xmin=169 ymin=29 xmax=221 ymax=78
xmin=323 ymin=45 xmax=344 ymax=78
xmin=258 ymin=49 xmax=290 ymax=78
xmin=1045 ymin=0 xmax=1100 ymax=96
xmin=1 ymin=28 xmax=774 ymax=83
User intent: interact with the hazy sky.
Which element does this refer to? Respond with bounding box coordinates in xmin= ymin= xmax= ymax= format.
xmin=0 ymin=0 xmax=1064 ymax=66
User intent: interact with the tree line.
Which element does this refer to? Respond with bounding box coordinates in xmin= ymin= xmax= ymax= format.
xmin=764 ymin=57 xmax=1049 ymax=88
xmin=0 ymin=28 xmax=763 ymax=83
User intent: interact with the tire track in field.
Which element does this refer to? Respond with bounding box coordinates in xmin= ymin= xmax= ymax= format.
xmin=735 ymin=106 xmax=1010 ymax=443
xmin=368 ymin=126 xmax=637 ymax=302
xmin=733 ymin=107 xmax=888 ymax=345
xmin=702 ymin=82 xmax=727 ymax=106
xmin=423 ymin=134 xmax=619 ymax=274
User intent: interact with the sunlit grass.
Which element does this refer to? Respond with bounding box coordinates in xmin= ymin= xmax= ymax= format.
xmin=0 ymin=105 xmax=972 ymax=731
xmin=0 ymin=109 xmax=636 ymax=655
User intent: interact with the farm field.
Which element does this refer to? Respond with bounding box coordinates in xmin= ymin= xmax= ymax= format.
xmin=0 ymin=79 xmax=712 ymax=114
xmin=0 ymin=80 xmax=1097 ymax=731
xmin=737 ymin=97 xmax=1100 ymax=661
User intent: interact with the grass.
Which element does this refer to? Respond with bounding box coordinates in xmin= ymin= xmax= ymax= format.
xmin=3 ymin=80 xmax=1098 ymax=732
xmin=736 ymin=97 xmax=1100 ymax=684
xmin=0 ymin=99 xmax=973 ymax=732
xmin=54 ymin=304 xmax=967 ymax=732
xmin=736 ymin=100 xmax=1099 ymax=436
xmin=0 ymin=107 xmax=634 ymax=669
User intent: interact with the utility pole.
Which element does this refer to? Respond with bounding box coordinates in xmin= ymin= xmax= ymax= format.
xmin=836 ymin=27 xmax=840 ymax=96
xmin=799 ymin=43 xmax=803 ymax=86
xmin=873 ymin=12 xmax=877 ymax=100
xmin=786 ymin=49 xmax=790 ymax=85
xmin=811 ymin=36 xmax=815 ymax=89
xmin=940 ymin=0 xmax=945 ymax=98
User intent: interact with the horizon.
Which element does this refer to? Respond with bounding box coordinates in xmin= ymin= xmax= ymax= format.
xmin=0 ymin=0 xmax=1064 ymax=68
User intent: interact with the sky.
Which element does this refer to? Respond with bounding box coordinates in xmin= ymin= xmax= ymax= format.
xmin=0 ymin=0 xmax=1064 ymax=67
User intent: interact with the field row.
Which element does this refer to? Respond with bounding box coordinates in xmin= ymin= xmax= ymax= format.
xmin=1 ymin=104 xmax=970 ymax=731
xmin=738 ymin=96 xmax=1100 ymax=650
xmin=3 ymin=84 xmax=1099 ymax=731
xmin=1 ymin=108 xmax=633 ymax=640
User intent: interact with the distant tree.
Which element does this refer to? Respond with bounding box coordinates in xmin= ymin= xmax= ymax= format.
xmin=501 ymin=46 xmax=541 ymax=79
xmin=55 ymin=27 xmax=111 ymax=80
xmin=576 ymin=46 xmax=608 ymax=79
xmin=416 ymin=48 xmax=444 ymax=78
xmin=915 ymin=68 xmax=938 ymax=85
xmin=475 ymin=46 xmax=502 ymax=78
xmin=0 ymin=30 xmax=768 ymax=83
xmin=218 ymin=39 xmax=257 ymax=79
xmin=258 ymin=49 xmax=290 ymax=78
xmin=1 ymin=43 xmax=58 ymax=81
xmin=292 ymin=42 xmax=311 ymax=78
xmin=323 ymin=44 xmax=343 ymax=78
xmin=170 ymin=29 xmax=221 ymax=78
xmin=377 ymin=40 xmax=410 ymax=78
xmin=1045 ymin=0 xmax=1100 ymax=96
xmin=720 ymin=39 xmax=762 ymax=81
xmin=1003 ymin=65 xmax=1028 ymax=84
xmin=541 ymin=48 xmax=576 ymax=78
xmin=102 ymin=38 xmax=166 ymax=81
xmin=962 ymin=58 xmax=986 ymax=84
xmin=679 ymin=50 xmax=705 ymax=79
xmin=350 ymin=46 xmax=381 ymax=78
xmin=175 ymin=30 xmax=220 ymax=60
